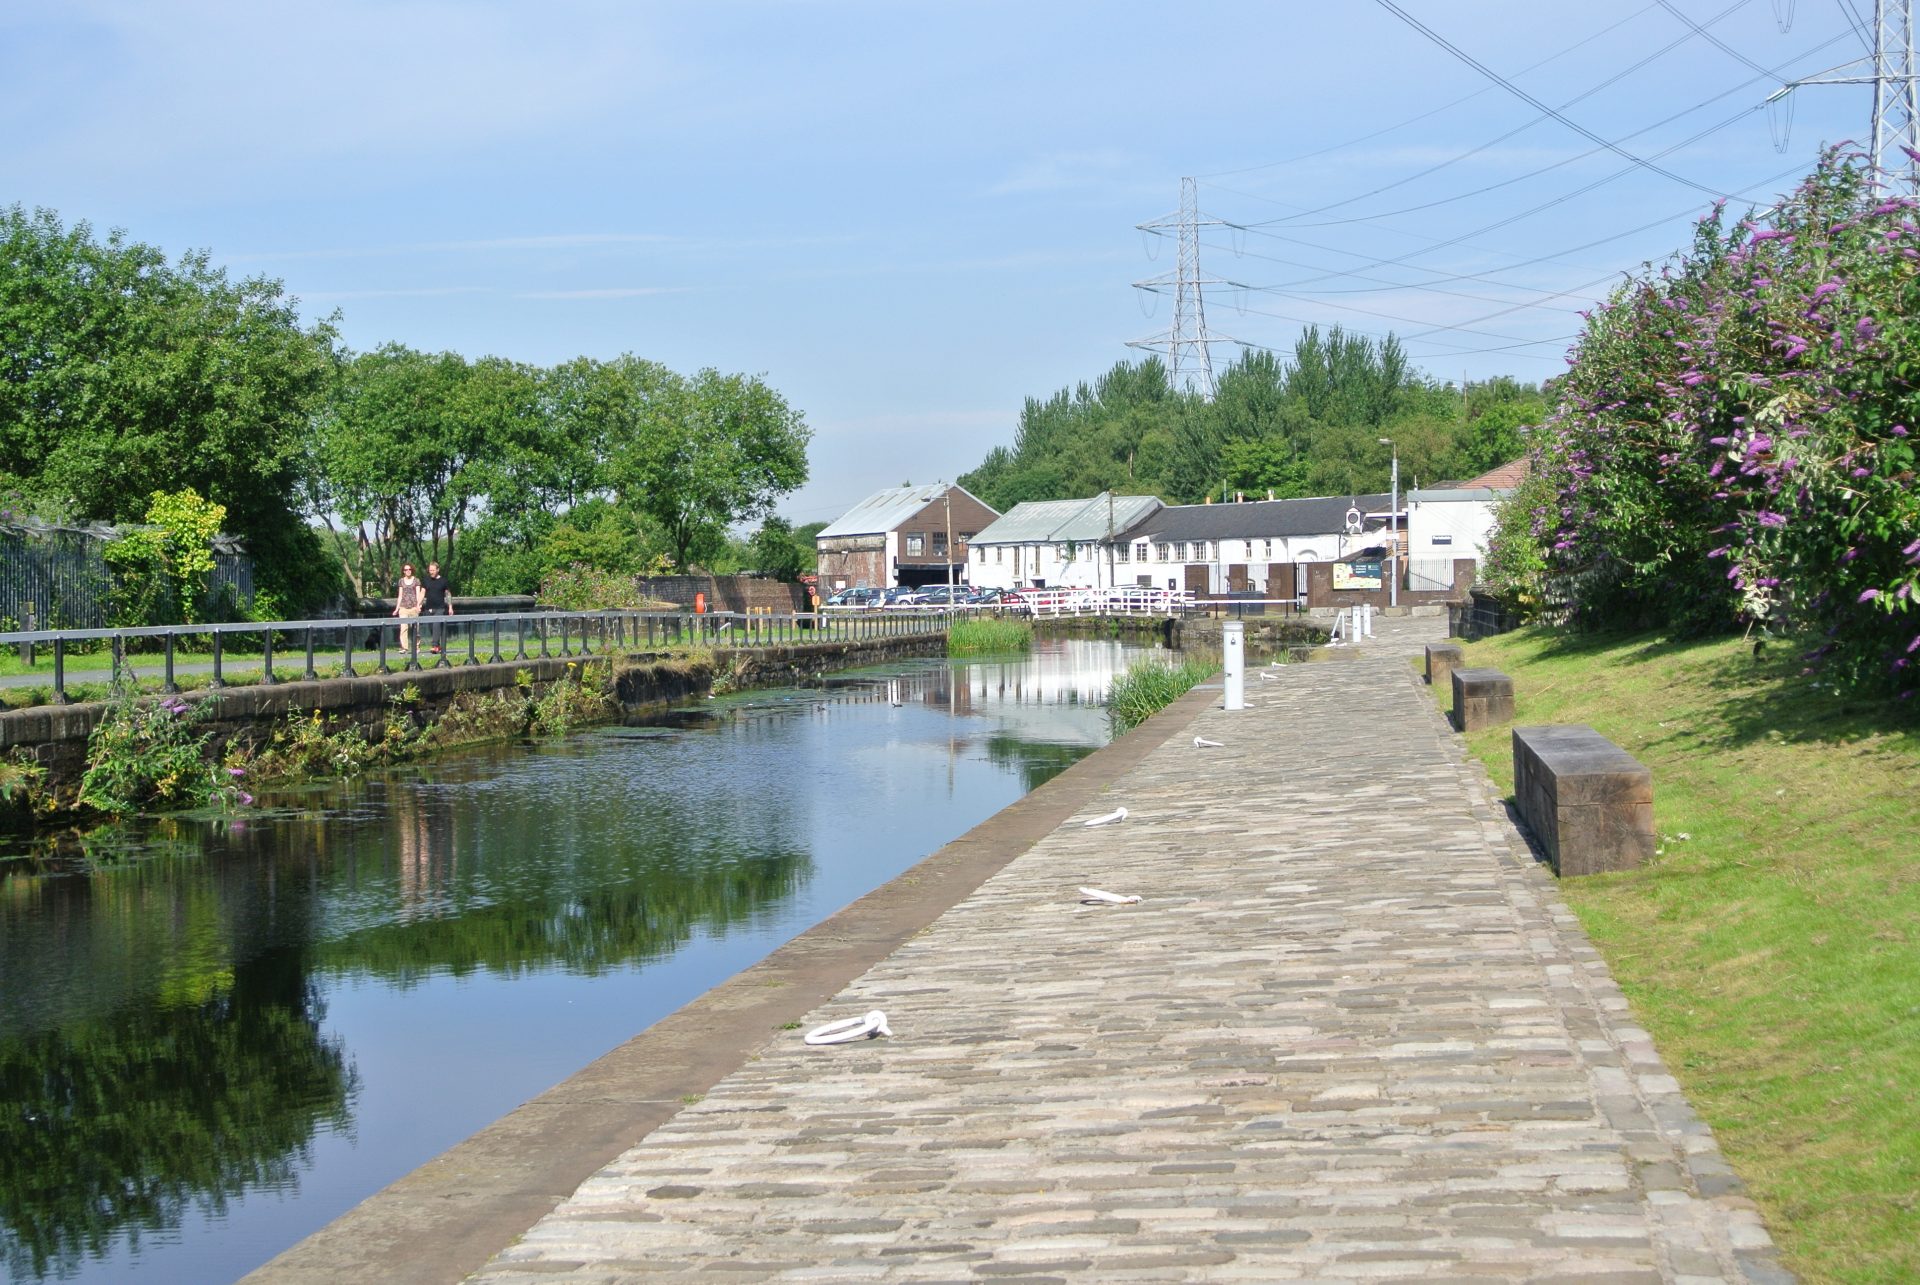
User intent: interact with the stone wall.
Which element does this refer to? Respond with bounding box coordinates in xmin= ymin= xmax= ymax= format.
xmin=0 ymin=633 xmax=949 ymax=801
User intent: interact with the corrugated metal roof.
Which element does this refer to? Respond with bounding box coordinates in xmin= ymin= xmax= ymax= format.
xmin=1409 ymin=488 xmax=1501 ymax=503
xmin=1119 ymin=494 xmax=1393 ymax=543
xmin=971 ymin=493 xmax=1162 ymax=545
xmin=817 ymin=484 xmax=974 ymax=539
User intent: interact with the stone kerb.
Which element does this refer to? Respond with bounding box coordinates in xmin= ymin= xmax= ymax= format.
xmin=1450 ymin=666 xmax=1514 ymax=731
xmin=1512 ymin=724 xmax=1656 ymax=876
xmin=1425 ymin=642 xmax=1464 ymax=690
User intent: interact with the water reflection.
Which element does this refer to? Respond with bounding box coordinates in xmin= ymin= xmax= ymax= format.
xmin=0 ymin=639 xmax=1151 ymax=1283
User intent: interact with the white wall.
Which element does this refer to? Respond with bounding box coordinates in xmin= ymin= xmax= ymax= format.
xmin=1407 ymin=497 xmax=1498 ymax=563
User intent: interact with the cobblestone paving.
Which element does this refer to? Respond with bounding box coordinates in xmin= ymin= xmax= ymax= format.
xmin=474 ymin=643 xmax=1787 ymax=1283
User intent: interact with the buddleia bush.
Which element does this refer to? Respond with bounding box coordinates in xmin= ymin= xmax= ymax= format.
xmin=1510 ymin=149 xmax=1920 ymax=697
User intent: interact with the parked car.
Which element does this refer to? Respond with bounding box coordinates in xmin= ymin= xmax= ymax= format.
xmin=881 ymin=585 xmax=926 ymax=606
xmin=972 ymin=587 xmax=1030 ymax=612
xmin=915 ymin=585 xmax=966 ymax=606
xmin=826 ymin=587 xmax=882 ymax=608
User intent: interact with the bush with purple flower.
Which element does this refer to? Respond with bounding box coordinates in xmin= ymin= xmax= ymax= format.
xmin=1491 ymin=148 xmax=1920 ymax=698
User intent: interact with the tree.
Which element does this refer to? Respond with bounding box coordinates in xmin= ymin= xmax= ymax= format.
xmin=606 ymin=365 xmax=810 ymax=570
xmin=0 ymin=205 xmax=342 ymax=610
xmin=747 ymin=517 xmax=806 ymax=580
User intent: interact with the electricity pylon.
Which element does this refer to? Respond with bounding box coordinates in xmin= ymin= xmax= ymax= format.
xmin=1768 ymin=0 xmax=1919 ymax=191
xmin=1129 ymin=178 xmax=1245 ymax=399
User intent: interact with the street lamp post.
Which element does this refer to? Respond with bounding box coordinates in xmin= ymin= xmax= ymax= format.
xmin=1378 ymin=437 xmax=1399 ymax=609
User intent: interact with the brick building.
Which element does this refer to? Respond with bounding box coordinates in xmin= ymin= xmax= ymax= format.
xmin=815 ymin=484 xmax=999 ymax=591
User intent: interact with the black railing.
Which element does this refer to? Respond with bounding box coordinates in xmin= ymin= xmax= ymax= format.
xmin=0 ymin=608 xmax=950 ymax=707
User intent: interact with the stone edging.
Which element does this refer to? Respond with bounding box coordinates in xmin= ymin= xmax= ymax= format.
xmin=241 ymin=681 xmax=1223 ymax=1285
xmin=1402 ymin=664 xmax=1791 ymax=1283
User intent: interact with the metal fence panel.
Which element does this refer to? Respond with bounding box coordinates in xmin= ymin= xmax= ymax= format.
xmin=0 ymin=523 xmax=254 ymax=628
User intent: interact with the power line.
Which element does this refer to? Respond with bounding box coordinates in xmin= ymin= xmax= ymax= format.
xmin=1262 ymin=28 xmax=1850 ymax=230
xmin=1369 ymin=0 xmax=1736 ymax=197
xmin=1246 ymin=0 xmax=1757 ymax=229
xmin=1197 ymin=2 xmax=1666 ymax=181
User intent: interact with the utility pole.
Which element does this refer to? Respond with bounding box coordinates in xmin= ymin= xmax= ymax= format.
xmin=1130 ymin=178 xmax=1245 ymax=399
xmin=1379 ymin=437 xmax=1399 ymax=609
xmin=944 ymin=487 xmax=954 ymax=600
xmin=1105 ymin=490 xmax=1119 ymax=595
xmin=1768 ymin=0 xmax=1920 ymax=192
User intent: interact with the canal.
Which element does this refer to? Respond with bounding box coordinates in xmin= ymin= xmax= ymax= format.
xmin=0 ymin=638 xmax=1156 ymax=1284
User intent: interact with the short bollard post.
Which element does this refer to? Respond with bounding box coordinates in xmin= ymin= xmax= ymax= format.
xmin=162 ymin=634 xmax=179 ymax=694
xmin=261 ymin=629 xmax=279 ymax=684
xmin=210 ymin=633 xmax=227 ymax=688
xmin=303 ymin=628 xmax=318 ymax=682
xmin=1223 ymin=619 xmax=1246 ymax=711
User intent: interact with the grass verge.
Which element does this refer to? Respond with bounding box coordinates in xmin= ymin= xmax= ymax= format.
xmin=947 ymin=618 xmax=1034 ymax=656
xmin=1447 ymin=625 xmax=1919 ymax=1284
xmin=1106 ymin=652 xmax=1218 ymax=733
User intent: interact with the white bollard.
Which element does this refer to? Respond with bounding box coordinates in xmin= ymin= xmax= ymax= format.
xmin=1363 ymin=603 xmax=1376 ymax=638
xmin=1223 ymin=620 xmax=1245 ymax=711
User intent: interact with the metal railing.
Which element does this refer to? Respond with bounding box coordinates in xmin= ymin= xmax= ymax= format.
xmin=0 ymin=608 xmax=948 ymax=707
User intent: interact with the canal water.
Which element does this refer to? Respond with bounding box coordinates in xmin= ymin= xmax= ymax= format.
xmin=0 ymin=638 xmax=1154 ymax=1284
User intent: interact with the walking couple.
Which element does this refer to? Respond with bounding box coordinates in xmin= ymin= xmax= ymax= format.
xmin=394 ymin=561 xmax=455 ymax=652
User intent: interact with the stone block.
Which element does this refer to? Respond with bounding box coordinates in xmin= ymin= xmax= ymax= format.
xmin=1450 ymin=667 xmax=1514 ymax=731
xmin=1512 ymin=724 xmax=1655 ymax=877
xmin=1425 ymin=643 xmax=1465 ymax=690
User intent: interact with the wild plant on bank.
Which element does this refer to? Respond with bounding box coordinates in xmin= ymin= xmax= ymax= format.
xmin=79 ymin=693 xmax=246 ymax=815
xmin=947 ymin=618 xmax=1034 ymax=656
xmin=1106 ymin=653 xmax=1219 ymax=733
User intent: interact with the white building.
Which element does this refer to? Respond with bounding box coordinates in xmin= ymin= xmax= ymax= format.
xmin=1116 ymin=493 xmax=1396 ymax=598
xmin=1404 ymin=459 xmax=1528 ymax=590
xmin=968 ymin=493 xmax=1163 ymax=591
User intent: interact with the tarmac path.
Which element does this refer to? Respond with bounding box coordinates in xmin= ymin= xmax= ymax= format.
xmin=468 ymin=625 xmax=1785 ymax=1283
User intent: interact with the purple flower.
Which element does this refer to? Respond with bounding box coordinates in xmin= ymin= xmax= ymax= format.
xmin=238 ymin=791 xmax=254 ymax=806
xmin=1756 ymin=511 xmax=1788 ymax=528
xmin=227 ymin=766 xmax=246 ymax=778
xmin=1859 ymin=589 xmax=1881 ymax=602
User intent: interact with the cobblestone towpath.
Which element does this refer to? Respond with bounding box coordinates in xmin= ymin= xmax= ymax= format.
xmin=474 ymin=640 xmax=1787 ymax=1283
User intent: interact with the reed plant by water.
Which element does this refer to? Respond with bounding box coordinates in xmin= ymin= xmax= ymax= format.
xmin=1105 ymin=652 xmax=1218 ymax=732
xmin=946 ymin=618 xmax=1033 ymax=657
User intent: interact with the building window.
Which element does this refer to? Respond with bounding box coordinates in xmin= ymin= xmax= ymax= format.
xmin=1156 ymin=543 xmax=1170 ymax=561
xmin=1116 ymin=542 xmax=1129 ymax=562
xmin=1433 ymin=534 xmax=1453 ymax=546
xmin=933 ymin=532 xmax=948 ymax=557
xmin=905 ymin=533 xmax=924 ymax=556
xmin=959 ymin=531 xmax=975 ymax=543
xmin=1243 ymin=540 xmax=1253 ymax=558
xmin=1057 ymin=543 xmax=1070 ymax=559
xmin=1136 ymin=542 xmax=1150 ymax=562
xmin=1264 ymin=539 xmax=1273 ymax=559
xmin=1175 ymin=542 xmax=1189 ymax=561
xmin=995 ymin=546 xmax=1003 ymax=563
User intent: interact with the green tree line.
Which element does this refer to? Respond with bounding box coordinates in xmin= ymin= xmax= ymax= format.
xmin=959 ymin=330 xmax=1543 ymax=511
xmin=1 ymin=206 xmax=812 ymax=615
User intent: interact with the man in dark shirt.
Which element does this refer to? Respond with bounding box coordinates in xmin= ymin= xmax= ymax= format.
xmin=422 ymin=561 xmax=455 ymax=654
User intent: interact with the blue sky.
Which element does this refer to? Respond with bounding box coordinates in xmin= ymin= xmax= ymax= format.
xmin=1 ymin=1 xmax=1873 ymax=525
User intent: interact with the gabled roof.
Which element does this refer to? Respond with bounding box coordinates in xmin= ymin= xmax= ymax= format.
xmin=1119 ymin=493 xmax=1394 ymax=543
xmin=817 ymin=484 xmax=993 ymax=539
xmin=1463 ymin=457 xmax=1530 ymax=490
xmin=971 ymin=493 xmax=1162 ymax=545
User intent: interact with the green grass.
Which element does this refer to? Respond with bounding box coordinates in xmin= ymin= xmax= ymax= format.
xmin=1105 ymin=652 xmax=1219 ymax=732
xmin=1446 ymin=626 xmax=1920 ymax=1285
xmin=946 ymin=617 xmax=1034 ymax=656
